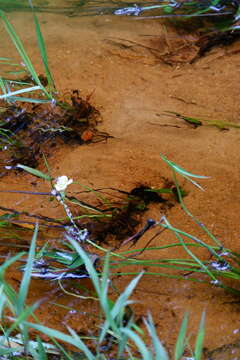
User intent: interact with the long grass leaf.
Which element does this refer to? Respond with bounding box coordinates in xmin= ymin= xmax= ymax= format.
xmin=6 ymin=96 xmax=52 ymax=103
xmin=174 ymin=313 xmax=188 ymax=360
xmin=100 ymin=271 xmax=143 ymax=343
xmin=160 ymin=154 xmax=209 ymax=179
xmin=5 ymin=302 xmax=39 ymax=338
xmin=66 ymin=326 xmax=95 ymax=360
xmin=144 ymin=313 xmax=169 ymax=360
xmin=0 ymin=252 xmax=25 ymax=275
xmin=23 ymin=322 xmax=93 ymax=353
xmin=120 ymin=327 xmax=152 ymax=360
xmin=16 ymin=164 xmax=52 ymax=181
xmin=0 ymin=77 xmax=7 ymax=95
xmin=17 ymin=223 xmax=38 ymax=314
xmin=162 ymin=217 xmax=217 ymax=281
xmin=65 ymin=236 xmax=101 ymax=295
xmin=194 ymin=312 xmax=206 ymax=360
xmin=36 ymin=336 xmax=47 ymax=360
xmin=0 ymin=10 xmax=50 ymax=98
xmin=0 ymin=85 xmax=41 ymax=99
xmin=32 ymin=13 xmax=55 ymax=92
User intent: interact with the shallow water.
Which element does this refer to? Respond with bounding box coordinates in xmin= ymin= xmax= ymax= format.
xmin=1 ymin=1 xmax=240 ymax=358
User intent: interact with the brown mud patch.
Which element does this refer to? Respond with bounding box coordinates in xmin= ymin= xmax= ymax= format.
xmin=1 ymin=7 xmax=240 ymax=358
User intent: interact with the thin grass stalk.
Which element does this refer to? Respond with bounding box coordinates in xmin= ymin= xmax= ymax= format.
xmin=144 ymin=312 xmax=169 ymax=360
xmin=194 ymin=312 xmax=206 ymax=360
xmin=120 ymin=327 xmax=153 ymax=360
xmin=99 ymin=271 xmax=143 ymax=343
xmin=163 ymin=216 xmax=217 ymax=282
xmin=28 ymin=0 xmax=56 ymax=95
xmin=0 ymin=10 xmax=52 ymax=100
xmin=36 ymin=336 xmax=47 ymax=360
xmin=159 ymin=220 xmax=223 ymax=261
xmin=174 ymin=313 xmax=188 ymax=360
xmin=0 ymin=85 xmax=41 ymax=99
xmin=171 ymin=169 xmax=222 ymax=248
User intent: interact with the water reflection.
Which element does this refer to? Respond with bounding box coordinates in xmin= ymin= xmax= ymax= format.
xmin=0 ymin=0 xmax=137 ymax=17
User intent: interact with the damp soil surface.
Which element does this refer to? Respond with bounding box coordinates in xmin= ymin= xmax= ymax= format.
xmin=1 ymin=3 xmax=240 ymax=358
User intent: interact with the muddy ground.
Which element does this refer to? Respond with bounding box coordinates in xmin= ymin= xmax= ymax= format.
xmin=0 ymin=6 xmax=240 ymax=358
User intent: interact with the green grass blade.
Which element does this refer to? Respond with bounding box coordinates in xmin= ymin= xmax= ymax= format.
xmin=100 ymin=271 xmax=143 ymax=343
xmin=32 ymin=13 xmax=56 ymax=93
xmin=6 ymin=96 xmax=52 ymax=103
xmin=16 ymin=164 xmax=52 ymax=181
xmin=5 ymin=302 xmax=39 ymax=338
xmin=36 ymin=336 xmax=47 ymax=360
xmin=23 ymin=321 xmax=93 ymax=355
xmin=0 ymin=77 xmax=7 ymax=95
xmin=0 ymin=252 xmax=25 ymax=275
xmin=160 ymin=154 xmax=209 ymax=179
xmin=120 ymin=327 xmax=152 ymax=360
xmin=174 ymin=313 xmax=188 ymax=360
xmin=144 ymin=313 xmax=169 ymax=360
xmin=0 ymin=286 xmax=6 ymax=317
xmin=0 ymin=85 xmax=41 ymax=99
xmin=66 ymin=326 xmax=95 ymax=360
xmin=162 ymin=217 xmax=217 ymax=281
xmin=65 ymin=235 xmax=101 ymax=295
xmin=17 ymin=223 xmax=38 ymax=314
xmin=194 ymin=312 xmax=206 ymax=360
xmin=0 ymin=10 xmax=50 ymax=99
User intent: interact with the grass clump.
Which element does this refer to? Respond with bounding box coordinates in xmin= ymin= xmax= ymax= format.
xmin=1 ymin=154 xmax=240 ymax=358
xmin=0 ymin=7 xmax=56 ymax=104
xmin=0 ymin=222 xmax=206 ymax=359
xmin=3 ymin=154 xmax=240 ymax=294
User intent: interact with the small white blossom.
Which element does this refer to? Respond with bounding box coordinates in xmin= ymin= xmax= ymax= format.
xmin=211 ymin=279 xmax=220 ymax=285
xmin=54 ymin=175 xmax=73 ymax=192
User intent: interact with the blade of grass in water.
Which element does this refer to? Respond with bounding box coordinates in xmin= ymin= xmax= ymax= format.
xmin=174 ymin=313 xmax=188 ymax=360
xmin=29 ymin=1 xmax=56 ymax=94
xmin=0 ymin=10 xmax=52 ymax=100
xmin=0 ymin=85 xmax=41 ymax=99
xmin=144 ymin=313 xmax=169 ymax=360
xmin=24 ymin=321 xmax=95 ymax=359
xmin=0 ymin=77 xmax=7 ymax=96
xmin=17 ymin=223 xmax=38 ymax=314
xmin=120 ymin=327 xmax=152 ymax=360
xmin=194 ymin=311 xmax=206 ymax=360
xmin=15 ymin=164 xmax=52 ymax=181
xmin=161 ymin=154 xmax=223 ymax=248
xmin=4 ymin=96 xmax=53 ymax=103
xmin=162 ymin=216 xmax=217 ymax=282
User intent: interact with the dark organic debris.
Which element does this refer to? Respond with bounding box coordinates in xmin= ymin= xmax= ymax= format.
xmin=0 ymin=89 xmax=110 ymax=172
xmin=129 ymin=185 xmax=166 ymax=205
xmin=194 ymin=29 xmax=240 ymax=60
xmin=0 ymin=182 xmax=177 ymax=253
xmin=78 ymin=184 xmax=175 ymax=246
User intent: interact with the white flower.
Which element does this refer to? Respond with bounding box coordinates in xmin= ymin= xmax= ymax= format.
xmin=211 ymin=279 xmax=220 ymax=286
xmin=54 ymin=176 xmax=73 ymax=192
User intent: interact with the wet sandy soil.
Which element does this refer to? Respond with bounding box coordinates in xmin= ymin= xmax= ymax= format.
xmin=1 ymin=6 xmax=240 ymax=358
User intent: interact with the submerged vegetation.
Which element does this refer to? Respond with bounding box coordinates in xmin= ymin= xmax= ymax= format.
xmin=0 ymin=225 xmax=207 ymax=360
xmin=0 ymin=0 xmax=240 ymax=359
xmin=0 ymin=155 xmax=239 ymax=358
xmin=0 ymin=156 xmax=213 ymax=360
xmin=0 ymin=6 xmax=106 ymax=169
